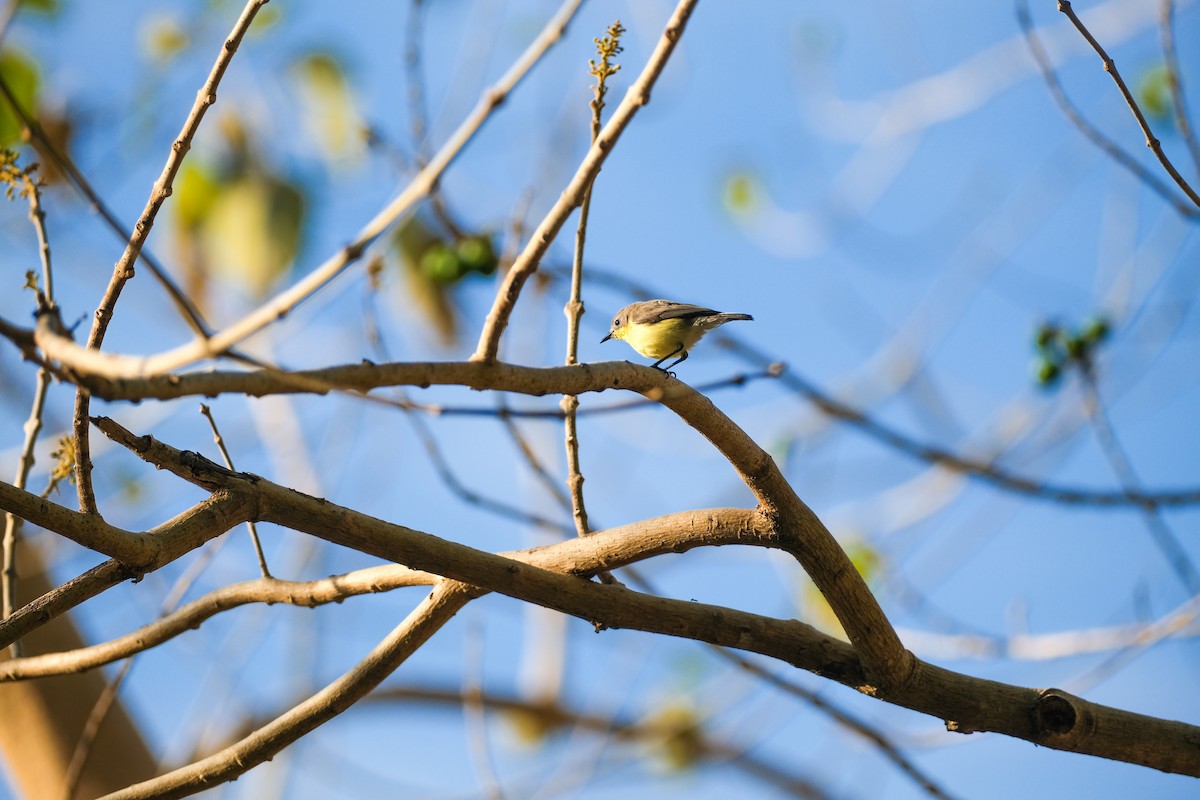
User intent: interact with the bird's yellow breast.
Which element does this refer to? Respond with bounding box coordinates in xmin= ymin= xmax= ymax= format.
xmin=618 ymin=318 xmax=705 ymax=359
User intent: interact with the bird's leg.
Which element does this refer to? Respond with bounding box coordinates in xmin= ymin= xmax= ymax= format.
xmin=651 ymin=345 xmax=685 ymax=371
xmin=656 ymin=349 xmax=688 ymax=375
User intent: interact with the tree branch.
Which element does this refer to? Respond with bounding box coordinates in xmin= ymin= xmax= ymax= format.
xmin=472 ymin=0 xmax=700 ymax=361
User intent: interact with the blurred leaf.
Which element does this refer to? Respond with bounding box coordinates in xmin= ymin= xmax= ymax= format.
xmin=801 ymin=536 xmax=881 ymax=640
xmin=1137 ymin=64 xmax=1173 ymax=122
xmin=503 ymin=703 xmax=563 ymax=746
xmin=0 ymin=48 xmax=40 ymax=147
xmin=722 ymin=171 xmax=760 ymax=216
xmin=393 ymin=214 xmax=458 ymax=345
xmin=1080 ymin=315 xmax=1110 ymax=345
xmin=29 ymin=107 xmax=71 ymax=183
xmin=174 ymin=161 xmax=222 ymax=229
xmin=202 ymin=171 xmax=305 ymax=297
xmin=650 ymin=704 xmax=703 ymax=772
xmin=843 ymin=539 xmax=881 ymax=585
xmin=1033 ymin=358 xmax=1061 ymax=388
xmin=248 ymin=5 xmax=282 ymax=36
xmin=140 ymin=14 xmax=190 ymax=64
xmin=17 ymin=0 xmax=59 ymax=14
xmin=289 ymin=51 xmax=364 ymax=161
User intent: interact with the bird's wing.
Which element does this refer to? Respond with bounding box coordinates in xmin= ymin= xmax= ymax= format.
xmin=631 ymin=302 xmax=719 ymax=325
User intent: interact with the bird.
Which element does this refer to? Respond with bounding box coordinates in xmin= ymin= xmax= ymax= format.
xmin=600 ymin=299 xmax=753 ymax=372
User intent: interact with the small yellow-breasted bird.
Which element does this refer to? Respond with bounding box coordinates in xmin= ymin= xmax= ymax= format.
xmin=601 ymin=299 xmax=753 ymax=371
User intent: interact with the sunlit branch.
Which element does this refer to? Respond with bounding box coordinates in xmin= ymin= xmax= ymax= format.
xmin=472 ymin=0 xmax=700 ymax=362
xmin=102 ymin=581 xmax=474 ymax=800
xmin=0 ymin=567 xmax=437 ymax=680
xmin=2 ymin=154 xmax=53 ymax=657
xmin=70 ymin=0 xmax=272 ymax=515
xmin=12 ymin=340 xmax=1193 ymax=510
xmin=12 ymin=420 xmax=1200 ymax=776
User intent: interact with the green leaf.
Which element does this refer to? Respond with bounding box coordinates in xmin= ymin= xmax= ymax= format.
xmin=722 ymin=171 xmax=760 ymax=216
xmin=18 ymin=0 xmax=60 ymax=15
xmin=140 ymin=14 xmax=190 ymax=63
xmin=174 ymin=161 xmax=221 ymax=228
xmin=0 ymin=49 xmax=40 ymax=148
xmin=1138 ymin=65 xmax=1174 ymax=122
xmin=202 ymin=172 xmax=305 ymax=297
xmin=1034 ymin=358 xmax=1061 ymax=387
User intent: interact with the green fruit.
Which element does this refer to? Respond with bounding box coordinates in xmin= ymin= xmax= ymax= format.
xmin=1034 ymin=323 xmax=1058 ymax=350
xmin=455 ymin=235 xmax=497 ymax=275
xmin=1035 ymin=359 xmax=1061 ymax=386
xmin=420 ymin=243 xmax=462 ymax=285
xmin=1081 ymin=316 xmax=1110 ymax=344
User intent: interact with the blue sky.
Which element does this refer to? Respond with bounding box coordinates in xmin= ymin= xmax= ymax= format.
xmin=1 ymin=1 xmax=1198 ymax=798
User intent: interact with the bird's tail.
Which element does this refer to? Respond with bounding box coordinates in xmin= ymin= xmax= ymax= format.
xmin=711 ymin=313 xmax=753 ymax=326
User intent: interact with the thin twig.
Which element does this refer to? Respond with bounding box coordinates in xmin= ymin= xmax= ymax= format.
xmin=370 ymin=684 xmax=832 ymax=799
xmin=1057 ymin=0 xmax=1200 ymax=208
xmin=1158 ymin=0 xmax=1200 ymax=178
xmin=403 ymin=0 xmax=465 ymax=241
xmin=1015 ymin=0 xmax=1199 ymax=219
xmin=359 ymin=274 xmax=576 ymax=536
xmin=710 ymin=649 xmax=959 ymax=800
xmin=3 ymin=155 xmax=53 ymax=658
xmin=562 ymin=22 xmax=625 ymax=539
xmin=0 ymin=77 xmax=211 ymax=337
xmin=4 ymin=0 xmax=587 ymax=391
xmin=473 ymin=0 xmax=701 ymax=362
xmin=406 ymin=404 xmax=575 ymax=537
xmin=1080 ymin=366 xmax=1200 ymax=595
xmin=1 ymin=366 xmax=48 ymax=659
xmin=17 ymin=331 xmax=1199 ymax=510
xmin=199 ymin=404 xmax=271 ymax=577
xmin=70 ymin=0 xmax=269 ymax=515
xmin=100 ymin=581 xmax=474 ymax=799
xmin=61 ymin=659 xmax=133 ymax=800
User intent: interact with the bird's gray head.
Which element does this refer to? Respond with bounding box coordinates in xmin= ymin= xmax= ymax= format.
xmin=601 ymin=308 xmax=630 ymax=343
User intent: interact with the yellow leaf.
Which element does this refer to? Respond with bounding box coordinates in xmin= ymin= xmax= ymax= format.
xmin=202 ymin=173 xmax=305 ymax=297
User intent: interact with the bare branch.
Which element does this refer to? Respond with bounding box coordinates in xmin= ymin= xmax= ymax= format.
xmin=70 ymin=0 xmax=271 ymax=514
xmin=472 ymin=0 xmax=699 ymax=361
xmin=1159 ymin=0 xmax=1200 ymax=177
xmin=1017 ymin=0 xmax=1200 ymax=219
xmin=5 ymin=421 xmax=1199 ymax=775
xmin=101 ymin=581 xmax=475 ymax=800
xmin=1056 ymin=0 xmax=1200 ymax=207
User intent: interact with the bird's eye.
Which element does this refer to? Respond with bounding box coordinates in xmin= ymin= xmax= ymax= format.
xmin=612 ymin=318 xmax=619 ymax=328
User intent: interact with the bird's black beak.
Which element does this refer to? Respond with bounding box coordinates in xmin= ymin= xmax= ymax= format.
xmin=600 ymin=333 xmax=612 ymax=343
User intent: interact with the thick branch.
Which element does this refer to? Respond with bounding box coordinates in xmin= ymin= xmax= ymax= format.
xmin=3 ymin=429 xmax=1198 ymax=775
